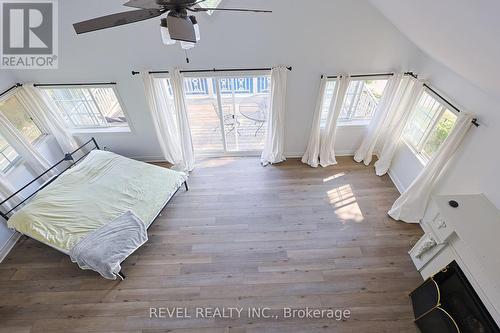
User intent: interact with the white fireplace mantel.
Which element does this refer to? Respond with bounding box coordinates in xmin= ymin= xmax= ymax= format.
xmin=409 ymin=193 xmax=500 ymax=326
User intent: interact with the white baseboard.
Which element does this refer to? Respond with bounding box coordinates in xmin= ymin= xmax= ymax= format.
xmin=0 ymin=231 xmax=21 ymax=263
xmin=130 ymin=156 xmax=167 ymax=163
xmin=133 ymin=152 xmax=357 ymax=162
xmin=388 ymin=168 xmax=405 ymax=194
xmin=285 ymin=152 xmax=304 ymax=158
xmin=335 ymin=150 xmax=356 ymax=157
xmin=284 ymin=151 xmax=356 ymax=159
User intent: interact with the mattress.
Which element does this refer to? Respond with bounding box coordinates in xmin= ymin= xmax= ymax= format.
xmin=7 ymin=150 xmax=187 ymax=253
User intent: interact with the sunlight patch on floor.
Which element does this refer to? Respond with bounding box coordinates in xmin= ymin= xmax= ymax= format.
xmin=327 ymin=184 xmax=364 ymax=223
xmin=323 ymin=172 xmax=346 ymax=182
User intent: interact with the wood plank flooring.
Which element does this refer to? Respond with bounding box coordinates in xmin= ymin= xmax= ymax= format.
xmin=0 ymin=157 xmax=423 ymax=333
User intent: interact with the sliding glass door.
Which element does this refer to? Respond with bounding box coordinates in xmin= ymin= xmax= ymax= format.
xmin=183 ymin=78 xmax=223 ymax=152
xmin=184 ymin=73 xmax=271 ymax=156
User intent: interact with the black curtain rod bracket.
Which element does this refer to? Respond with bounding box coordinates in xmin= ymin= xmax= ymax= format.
xmin=33 ymin=82 xmax=116 ymax=87
xmin=0 ymin=83 xmax=22 ymax=98
xmin=404 ymin=72 xmax=419 ymax=79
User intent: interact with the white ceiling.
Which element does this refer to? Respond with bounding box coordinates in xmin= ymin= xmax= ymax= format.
xmin=369 ymin=0 xmax=500 ymax=98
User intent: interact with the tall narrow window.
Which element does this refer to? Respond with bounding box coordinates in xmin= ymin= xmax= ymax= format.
xmin=403 ymin=90 xmax=458 ymax=161
xmin=40 ymin=86 xmax=129 ymax=130
xmin=0 ymin=95 xmax=43 ymax=144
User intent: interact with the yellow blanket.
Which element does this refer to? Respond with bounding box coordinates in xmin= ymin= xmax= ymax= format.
xmin=8 ymin=150 xmax=187 ymax=252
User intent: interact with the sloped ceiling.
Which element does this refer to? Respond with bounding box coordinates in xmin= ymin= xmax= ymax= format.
xmin=369 ymin=0 xmax=500 ymax=98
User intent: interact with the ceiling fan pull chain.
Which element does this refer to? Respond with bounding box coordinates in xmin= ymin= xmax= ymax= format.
xmin=185 ymin=49 xmax=190 ymax=64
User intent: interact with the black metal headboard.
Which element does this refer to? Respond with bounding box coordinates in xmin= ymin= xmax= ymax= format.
xmin=0 ymin=138 xmax=100 ymax=220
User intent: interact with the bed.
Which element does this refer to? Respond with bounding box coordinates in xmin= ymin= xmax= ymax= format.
xmin=0 ymin=138 xmax=188 ymax=279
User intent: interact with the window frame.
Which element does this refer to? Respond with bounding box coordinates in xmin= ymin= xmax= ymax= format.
xmin=38 ymin=84 xmax=132 ymax=133
xmin=338 ymin=75 xmax=391 ymax=124
xmin=320 ymin=74 xmax=391 ymax=128
xmin=403 ymin=87 xmax=459 ymax=163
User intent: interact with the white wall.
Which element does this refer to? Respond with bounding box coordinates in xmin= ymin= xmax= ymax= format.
xmin=368 ymin=0 xmax=500 ymax=210
xmin=369 ymin=0 xmax=500 ymax=102
xmin=9 ymin=0 xmax=421 ymax=160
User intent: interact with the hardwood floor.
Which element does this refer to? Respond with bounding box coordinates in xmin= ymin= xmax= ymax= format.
xmin=0 ymin=157 xmax=423 ymax=333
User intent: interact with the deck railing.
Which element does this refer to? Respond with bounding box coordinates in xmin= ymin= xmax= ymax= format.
xmin=353 ymin=88 xmax=379 ymax=119
xmin=184 ymin=77 xmax=271 ymax=97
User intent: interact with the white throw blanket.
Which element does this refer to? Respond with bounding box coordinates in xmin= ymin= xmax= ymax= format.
xmin=69 ymin=211 xmax=148 ymax=280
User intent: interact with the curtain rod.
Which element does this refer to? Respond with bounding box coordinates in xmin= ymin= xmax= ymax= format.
xmin=132 ymin=66 xmax=292 ymax=76
xmin=0 ymin=83 xmax=22 ymax=98
xmin=321 ymin=71 xmax=479 ymax=128
xmin=321 ymin=73 xmax=394 ymax=79
xmin=33 ymin=82 xmax=116 ymax=87
xmin=406 ymin=72 xmax=479 ymax=127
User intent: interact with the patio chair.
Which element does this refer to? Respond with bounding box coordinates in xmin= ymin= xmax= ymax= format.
xmin=238 ymin=95 xmax=269 ymax=136
xmin=211 ymin=101 xmax=240 ymax=135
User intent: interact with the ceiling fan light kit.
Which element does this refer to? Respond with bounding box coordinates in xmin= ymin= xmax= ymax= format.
xmin=73 ymin=0 xmax=271 ymax=53
xmin=160 ymin=18 xmax=176 ymax=45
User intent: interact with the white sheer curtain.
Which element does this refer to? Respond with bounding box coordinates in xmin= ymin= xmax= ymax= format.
xmin=0 ymin=173 xmax=21 ymax=213
xmin=301 ymin=76 xmax=328 ymax=168
xmin=388 ymin=113 xmax=474 ymax=223
xmin=374 ymin=77 xmax=423 ymax=176
xmin=261 ymin=66 xmax=288 ymax=166
xmin=353 ymin=73 xmax=402 ymax=165
xmin=0 ymin=112 xmax=51 ymax=176
xmin=318 ymin=75 xmax=350 ymax=167
xmin=170 ymin=69 xmax=195 ymax=172
xmin=17 ymin=84 xmax=79 ymax=153
xmin=142 ymin=73 xmax=183 ymax=167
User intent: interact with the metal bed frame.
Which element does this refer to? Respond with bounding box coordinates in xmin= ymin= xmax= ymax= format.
xmin=0 ymin=137 xmax=188 ymax=280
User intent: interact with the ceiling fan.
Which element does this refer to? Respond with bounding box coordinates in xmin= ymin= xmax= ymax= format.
xmin=73 ymin=0 xmax=272 ymax=49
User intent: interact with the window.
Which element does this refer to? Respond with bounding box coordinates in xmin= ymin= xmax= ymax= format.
xmin=40 ymin=86 xmax=129 ymax=130
xmin=338 ymin=78 xmax=388 ymax=122
xmin=320 ymin=80 xmax=337 ymax=128
xmin=0 ymin=134 xmax=19 ymax=172
xmin=404 ymin=90 xmax=458 ymax=161
xmin=0 ymin=95 xmax=43 ymax=144
xmin=319 ymin=77 xmax=388 ymax=127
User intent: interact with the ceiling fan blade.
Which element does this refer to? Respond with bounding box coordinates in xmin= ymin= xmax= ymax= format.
xmin=123 ymin=0 xmax=163 ymax=9
xmin=73 ymin=9 xmax=164 ymax=34
xmin=192 ymin=7 xmax=272 ymax=13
